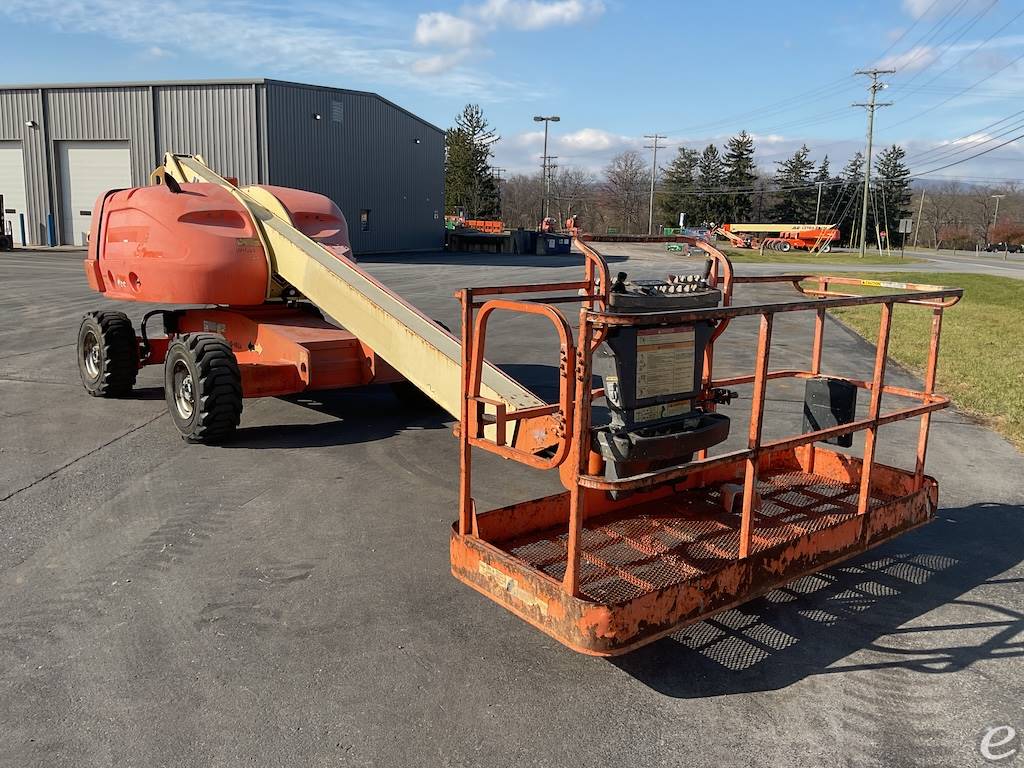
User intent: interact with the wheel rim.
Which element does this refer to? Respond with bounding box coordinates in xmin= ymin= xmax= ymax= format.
xmin=172 ymin=360 xmax=195 ymax=420
xmin=82 ymin=330 xmax=101 ymax=381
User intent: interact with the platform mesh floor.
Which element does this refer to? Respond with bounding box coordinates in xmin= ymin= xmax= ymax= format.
xmin=502 ymin=471 xmax=895 ymax=605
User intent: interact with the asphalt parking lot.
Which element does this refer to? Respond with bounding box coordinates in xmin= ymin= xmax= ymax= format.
xmin=1 ymin=245 xmax=1022 ymax=767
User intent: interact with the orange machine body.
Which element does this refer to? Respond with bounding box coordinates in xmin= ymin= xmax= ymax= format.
xmin=83 ymin=183 xmax=352 ymax=304
xmin=79 ymin=181 xmax=400 ymax=401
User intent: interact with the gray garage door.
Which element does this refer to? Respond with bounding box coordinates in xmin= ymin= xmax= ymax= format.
xmin=58 ymin=140 xmax=132 ymax=246
xmin=0 ymin=141 xmax=28 ymax=245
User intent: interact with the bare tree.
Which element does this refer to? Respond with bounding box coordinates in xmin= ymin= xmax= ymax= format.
xmin=499 ymin=173 xmax=544 ymax=229
xmin=601 ymin=151 xmax=650 ymax=234
xmin=549 ymin=167 xmax=596 ymax=226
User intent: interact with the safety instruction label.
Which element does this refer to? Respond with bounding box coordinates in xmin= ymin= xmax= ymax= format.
xmin=634 ymin=399 xmax=691 ymax=422
xmin=636 ymin=327 xmax=695 ymax=399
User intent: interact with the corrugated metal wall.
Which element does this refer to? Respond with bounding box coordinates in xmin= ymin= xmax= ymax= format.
xmin=0 ymin=89 xmax=48 ymax=244
xmin=265 ymin=81 xmax=444 ymax=253
xmin=0 ymin=79 xmax=441 ymax=251
xmin=155 ymin=84 xmax=261 ymax=185
xmin=46 ymin=86 xmax=155 ymax=186
xmin=0 ymin=82 xmax=264 ymax=245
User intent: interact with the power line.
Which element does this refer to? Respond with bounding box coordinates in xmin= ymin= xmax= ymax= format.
xmin=883 ymin=0 xmax=970 ymax=74
xmin=881 ymin=48 xmax=1024 ymax=133
xmin=905 ymin=115 xmax=1024 ymax=168
xmin=896 ymin=0 xmax=994 ymax=89
xmin=894 ymin=5 xmax=1023 ymax=99
xmin=871 ymin=0 xmax=943 ymax=62
xmin=910 ymin=131 xmax=1024 ymax=177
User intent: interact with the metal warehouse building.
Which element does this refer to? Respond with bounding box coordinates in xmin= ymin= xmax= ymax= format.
xmin=0 ymin=78 xmax=444 ymax=253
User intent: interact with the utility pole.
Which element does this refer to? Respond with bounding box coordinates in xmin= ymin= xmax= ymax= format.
xmin=853 ymin=68 xmax=894 ymax=258
xmin=533 ymin=115 xmax=560 ymax=221
xmin=644 ymin=134 xmax=666 ymax=235
xmin=913 ymin=190 xmax=925 ymax=247
xmin=492 ymin=167 xmax=506 ymax=217
xmin=814 ymin=181 xmax=825 ymax=225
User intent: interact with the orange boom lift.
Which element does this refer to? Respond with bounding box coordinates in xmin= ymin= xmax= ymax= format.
xmin=78 ymin=154 xmax=961 ymax=655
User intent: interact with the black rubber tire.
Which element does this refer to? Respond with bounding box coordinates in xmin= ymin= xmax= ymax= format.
xmin=163 ymin=333 xmax=242 ymax=443
xmin=779 ymin=241 xmax=792 ymax=252
xmin=820 ymin=244 xmax=832 ymax=254
xmin=77 ymin=310 xmax=139 ymax=397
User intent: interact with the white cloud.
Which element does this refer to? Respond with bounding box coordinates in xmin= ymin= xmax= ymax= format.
xmin=412 ymin=0 xmax=604 ymax=70
xmin=0 ymin=0 xmax=515 ymax=98
xmin=877 ymin=45 xmax=940 ymax=73
xmin=559 ymin=128 xmax=625 ymax=152
xmin=145 ymin=45 xmax=174 ymax=59
xmin=414 ymin=12 xmax=479 ymax=48
xmin=477 ymin=0 xmax=602 ymax=30
xmin=412 ymin=50 xmax=472 ymax=75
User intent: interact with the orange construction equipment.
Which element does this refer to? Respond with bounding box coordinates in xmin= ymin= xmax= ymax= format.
xmin=464 ymin=219 xmax=504 ymax=234
xmin=77 ymin=153 xmax=962 ymax=655
xmin=719 ymin=223 xmax=840 ymax=253
xmin=78 ymin=154 xmax=542 ymax=442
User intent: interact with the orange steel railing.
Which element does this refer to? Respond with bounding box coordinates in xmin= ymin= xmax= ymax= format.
xmin=456 ymin=240 xmax=962 ymax=596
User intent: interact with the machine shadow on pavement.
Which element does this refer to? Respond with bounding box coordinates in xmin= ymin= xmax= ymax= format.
xmin=223 ymin=386 xmax=451 ymax=449
xmin=610 ymin=502 xmax=1024 ymax=697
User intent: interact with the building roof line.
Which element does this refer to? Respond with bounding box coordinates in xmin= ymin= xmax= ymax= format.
xmin=0 ymin=77 xmax=444 ymax=135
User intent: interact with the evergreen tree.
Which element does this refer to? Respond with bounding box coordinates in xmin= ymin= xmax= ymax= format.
xmin=657 ymin=146 xmax=699 ymax=226
xmin=444 ymin=104 xmax=500 ymax=218
xmin=722 ymin=131 xmax=757 ymax=221
xmin=836 ymin=152 xmax=865 ymax=245
xmin=695 ymin=144 xmax=726 ymax=226
xmin=812 ymin=155 xmax=832 ymax=225
xmin=874 ymin=144 xmax=912 ymax=241
xmin=772 ymin=144 xmax=816 ymax=222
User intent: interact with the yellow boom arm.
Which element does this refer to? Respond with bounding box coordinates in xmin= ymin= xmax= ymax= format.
xmin=158 ymin=153 xmax=543 ymax=421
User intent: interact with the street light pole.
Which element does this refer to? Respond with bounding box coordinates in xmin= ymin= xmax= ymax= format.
xmin=533 ymin=115 xmax=560 ymax=222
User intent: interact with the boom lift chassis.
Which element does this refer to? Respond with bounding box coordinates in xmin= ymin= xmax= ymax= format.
xmin=451 ymin=239 xmax=961 ymax=655
xmin=77 ymin=155 xmax=962 ymax=655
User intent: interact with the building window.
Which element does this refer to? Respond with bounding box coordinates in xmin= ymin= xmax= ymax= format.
xmin=360 ymin=209 xmax=370 ymax=231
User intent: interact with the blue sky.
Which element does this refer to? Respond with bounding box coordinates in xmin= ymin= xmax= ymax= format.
xmin=2 ymin=0 xmax=1021 ymax=180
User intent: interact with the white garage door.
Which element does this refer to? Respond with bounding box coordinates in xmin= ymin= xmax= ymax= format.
xmin=0 ymin=142 xmax=28 ymax=245
xmin=58 ymin=140 xmax=132 ymax=246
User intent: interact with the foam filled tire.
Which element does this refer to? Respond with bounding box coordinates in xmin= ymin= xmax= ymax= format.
xmin=78 ymin=310 xmax=139 ymax=397
xmin=779 ymin=241 xmax=792 ymax=252
xmin=164 ymin=333 xmax=242 ymax=443
xmin=820 ymin=244 xmax=832 ymax=253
